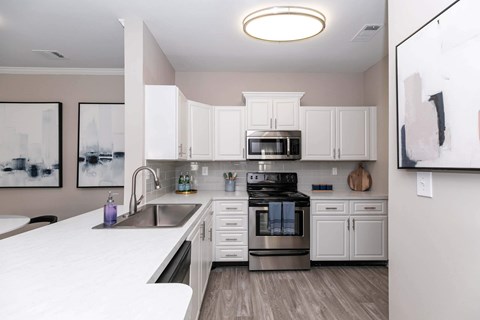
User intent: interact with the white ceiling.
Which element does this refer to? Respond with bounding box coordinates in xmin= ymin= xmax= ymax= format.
xmin=0 ymin=0 xmax=387 ymax=73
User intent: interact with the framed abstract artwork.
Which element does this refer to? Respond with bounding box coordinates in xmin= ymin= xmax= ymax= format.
xmin=396 ymin=0 xmax=480 ymax=170
xmin=0 ymin=102 xmax=62 ymax=187
xmin=77 ymin=103 xmax=125 ymax=188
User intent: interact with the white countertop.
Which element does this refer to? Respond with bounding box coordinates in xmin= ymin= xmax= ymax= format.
xmin=0 ymin=215 xmax=30 ymax=235
xmin=0 ymin=191 xmax=249 ymax=320
xmin=300 ymin=189 xmax=387 ymax=200
xmin=0 ymin=188 xmax=384 ymax=319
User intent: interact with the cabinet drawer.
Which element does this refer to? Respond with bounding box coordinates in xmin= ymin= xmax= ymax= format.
xmin=312 ymin=201 xmax=349 ymax=215
xmin=215 ymin=246 xmax=248 ymax=261
xmin=216 ymin=231 xmax=248 ymax=246
xmin=350 ymin=200 xmax=387 ymax=215
xmin=215 ymin=215 xmax=248 ymax=230
xmin=215 ymin=201 xmax=247 ymax=214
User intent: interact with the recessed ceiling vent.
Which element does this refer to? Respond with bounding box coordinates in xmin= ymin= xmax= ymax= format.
xmin=351 ymin=24 xmax=383 ymax=42
xmin=32 ymin=49 xmax=66 ymax=60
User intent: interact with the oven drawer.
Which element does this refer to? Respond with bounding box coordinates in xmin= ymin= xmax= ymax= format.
xmin=216 ymin=231 xmax=248 ymax=246
xmin=215 ymin=246 xmax=248 ymax=261
xmin=350 ymin=200 xmax=387 ymax=215
xmin=312 ymin=201 xmax=349 ymax=215
xmin=215 ymin=215 xmax=248 ymax=230
xmin=215 ymin=201 xmax=247 ymax=214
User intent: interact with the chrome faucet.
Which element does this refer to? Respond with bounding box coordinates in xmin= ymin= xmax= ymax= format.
xmin=129 ymin=166 xmax=161 ymax=215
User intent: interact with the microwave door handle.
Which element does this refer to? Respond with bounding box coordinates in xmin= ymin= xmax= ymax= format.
xmin=287 ymin=137 xmax=290 ymax=157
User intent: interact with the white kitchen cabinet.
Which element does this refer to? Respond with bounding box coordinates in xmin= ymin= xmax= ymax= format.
xmin=213 ymin=200 xmax=248 ymax=262
xmin=300 ymin=106 xmax=377 ymax=161
xmin=188 ymin=100 xmax=214 ymax=160
xmin=214 ymin=106 xmax=246 ymax=160
xmin=311 ymin=200 xmax=388 ymax=261
xmin=187 ymin=202 xmax=214 ymax=320
xmin=243 ymin=92 xmax=304 ymax=130
xmin=145 ymin=85 xmax=188 ymax=160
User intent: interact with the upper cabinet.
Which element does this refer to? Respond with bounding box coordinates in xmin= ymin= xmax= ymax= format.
xmin=300 ymin=106 xmax=377 ymax=161
xmin=145 ymin=85 xmax=188 ymax=160
xmin=188 ymin=100 xmax=214 ymax=160
xmin=214 ymin=106 xmax=246 ymax=160
xmin=243 ymin=92 xmax=304 ymax=130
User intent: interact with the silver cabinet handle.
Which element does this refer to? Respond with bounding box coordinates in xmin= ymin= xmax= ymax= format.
xmin=287 ymin=137 xmax=290 ymax=157
xmin=364 ymin=207 xmax=376 ymax=210
xmin=347 ymin=219 xmax=350 ymax=231
xmin=178 ymin=144 xmax=184 ymax=156
xmin=270 ymin=118 xmax=273 ymax=129
xmin=226 ymin=254 xmax=238 ymax=257
xmin=338 ymin=148 xmax=341 ymax=159
xmin=209 ymin=228 xmax=212 ymax=241
xmin=225 ymin=238 xmax=237 ymax=241
xmin=225 ymin=207 xmax=237 ymax=210
xmin=333 ymin=148 xmax=336 ymax=159
xmin=352 ymin=218 xmax=355 ymax=231
xmin=325 ymin=207 xmax=337 ymax=210
xmin=275 ymin=118 xmax=277 ymax=129
xmin=225 ymin=222 xmax=238 ymax=226
xmin=189 ymin=147 xmax=192 ymax=158
xmin=210 ymin=210 xmax=214 ymax=216
xmin=242 ymin=147 xmax=245 ymax=158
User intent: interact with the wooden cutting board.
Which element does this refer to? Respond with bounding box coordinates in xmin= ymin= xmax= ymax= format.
xmin=347 ymin=164 xmax=372 ymax=191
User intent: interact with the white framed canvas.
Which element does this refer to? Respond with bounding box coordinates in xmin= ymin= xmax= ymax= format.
xmin=396 ymin=0 xmax=480 ymax=170
xmin=77 ymin=103 xmax=124 ymax=188
xmin=0 ymin=102 xmax=62 ymax=187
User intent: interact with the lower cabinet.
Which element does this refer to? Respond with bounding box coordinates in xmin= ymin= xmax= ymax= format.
xmin=188 ymin=202 xmax=213 ymax=320
xmin=311 ymin=200 xmax=388 ymax=261
xmin=213 ymin=200 xmax=249 ymax=262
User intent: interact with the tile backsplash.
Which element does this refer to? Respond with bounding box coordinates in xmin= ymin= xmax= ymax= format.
xmin=174 ymin=161 xmax=370 ymax=192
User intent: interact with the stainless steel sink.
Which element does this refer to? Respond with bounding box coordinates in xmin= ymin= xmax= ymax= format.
xmin=93 ymin=203 xmax=202 ymax=229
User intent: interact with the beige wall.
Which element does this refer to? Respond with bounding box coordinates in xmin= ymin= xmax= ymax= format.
xmin=364 ymin=56 xmax=389 ymax=193
xmin=175 ymin=72 xmax=365 ymax=106
xmin=388 ymin=0 xmax=480 ymax=319
xmin=0 ymin=74 xmax=124 ymax=221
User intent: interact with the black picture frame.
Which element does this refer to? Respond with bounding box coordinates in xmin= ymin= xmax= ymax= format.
xmin=395 ymin=0 xmax=480 ymax=171
xmin=0 ymin=102 xmax=63 ymax=188
xmin=76 ymin=102 xmax=125 ymax=188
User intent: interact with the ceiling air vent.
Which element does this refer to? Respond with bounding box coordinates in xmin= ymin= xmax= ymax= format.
xmin=32 ymin=49 xmax=67 ymax=60
xmin=351 ymin=24 xmax=383 ymax=42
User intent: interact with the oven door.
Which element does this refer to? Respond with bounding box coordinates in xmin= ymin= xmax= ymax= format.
xmin=248 ymin=205 xmax=310 ymax=250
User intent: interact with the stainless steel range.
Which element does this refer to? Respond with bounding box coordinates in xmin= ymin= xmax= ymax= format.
xmin=247 ymin=172 xmax=310 ymax=271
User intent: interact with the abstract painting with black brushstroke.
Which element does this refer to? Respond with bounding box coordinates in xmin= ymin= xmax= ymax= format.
xmin=77 ymin=103 xmax=124 ymax=187
xmin=396 ymin=0 xmax=480 ymax=169
xmin=0 ymin=102 xmax=62 ymax=187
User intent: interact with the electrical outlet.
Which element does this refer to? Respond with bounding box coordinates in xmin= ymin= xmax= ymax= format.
xmin=202 ymin=167 xmax=208 ymax=176
xmin=417 ymin=172 xmax=433 ymax=198
xmin=332 ymin=167 xmax=337 ymax=176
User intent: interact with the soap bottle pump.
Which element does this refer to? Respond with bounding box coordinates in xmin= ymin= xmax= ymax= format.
xmin=104 ymin=191 xmax=117 ymax=226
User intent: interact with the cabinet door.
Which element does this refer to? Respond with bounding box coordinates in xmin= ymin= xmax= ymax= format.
xmin=214 ymin=107 xmax=245 ymax=160
xmin=188 ymin=224 xmax=202 ymax=320
xmin=188 ymin=100 xmax=213 ymax=160
xmin=177 ymin=90 xmax=188 ymax=159
xmin=350 ymin=216 xmax=388 ymax=260
xmin=311 ymin=216 xmax=349 ymax=261
xmin=246 ymin=99 xmax=273 ymax=130
xmin=336 ymin=107 xmax=370 ymax=160
xmin=201 ymin=209 xmax=214 ymax=296
xmin=145 ymin=85 xmax=180 ymax=160
xmin=300 ymin=107 xmax=336 ymax=160
xmin=273 ymin=99 xmax=299 ymax=130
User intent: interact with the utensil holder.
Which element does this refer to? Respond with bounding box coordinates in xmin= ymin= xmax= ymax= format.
xmin=225 ymin=180 xmax=236 ymax=192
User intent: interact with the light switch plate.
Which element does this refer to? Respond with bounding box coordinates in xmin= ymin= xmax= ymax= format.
xmin=417 ymin=172 xmax=433 ymax=198
xmin=202 ymin=167 xmax=208 ymax=176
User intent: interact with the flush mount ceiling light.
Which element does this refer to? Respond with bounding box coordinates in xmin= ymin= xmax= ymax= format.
xmin=243 ymin=6 xmax=326 ymax=42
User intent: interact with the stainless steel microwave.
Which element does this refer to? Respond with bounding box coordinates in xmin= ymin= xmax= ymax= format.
xmin=246 ymin=130 xmax=301 ymax=160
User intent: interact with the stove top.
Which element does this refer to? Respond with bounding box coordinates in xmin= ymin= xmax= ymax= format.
xmin=247 ymin=172 xmax=309 ymax=204
xmin=248 ymin=190 xmax=309 ymax=201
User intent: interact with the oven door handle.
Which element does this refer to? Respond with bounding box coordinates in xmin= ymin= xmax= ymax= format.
xmin=249 ymin=250 xmax=310 ymax=257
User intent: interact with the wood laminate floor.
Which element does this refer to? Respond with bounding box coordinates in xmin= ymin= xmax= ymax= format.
xmin=199 ymin=266 xmax=388 ymax=320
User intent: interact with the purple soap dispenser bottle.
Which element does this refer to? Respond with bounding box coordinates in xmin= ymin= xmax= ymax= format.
xmin=104 ymin=191 xmax=117 ymax=226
